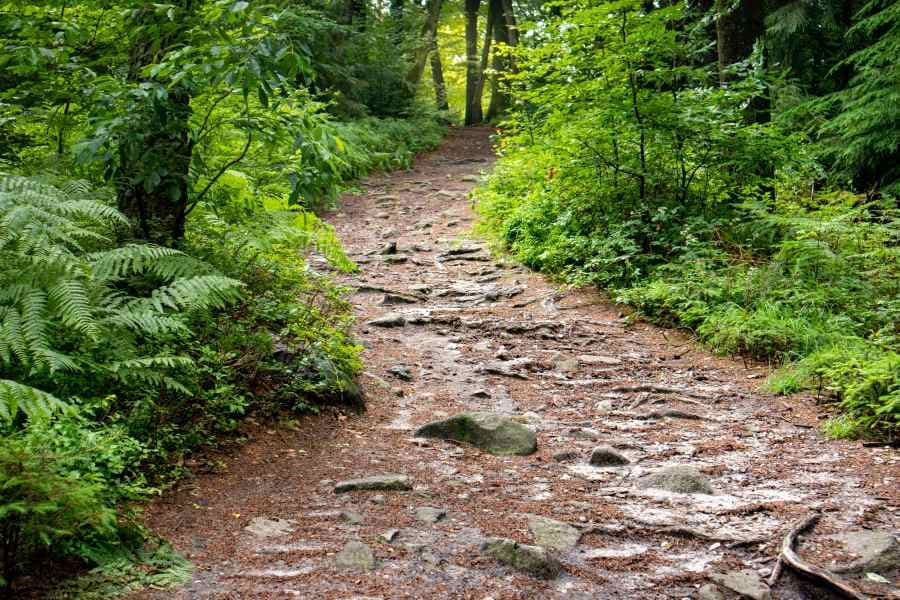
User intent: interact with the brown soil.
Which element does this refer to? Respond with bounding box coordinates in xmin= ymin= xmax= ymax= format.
xmin=134 ymin=127 xmax=899 ymax=599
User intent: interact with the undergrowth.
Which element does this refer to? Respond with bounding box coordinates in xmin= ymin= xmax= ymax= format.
xmin=0 ymin=112 xmax=444 ymax=594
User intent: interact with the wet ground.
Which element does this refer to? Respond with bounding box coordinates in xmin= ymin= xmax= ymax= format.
xmin=136 ymin=127 xmax=898 ymax=599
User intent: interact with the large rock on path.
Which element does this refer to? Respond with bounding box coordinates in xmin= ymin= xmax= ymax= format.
xmin=589 ymin=445 xmax=630 ymax=466
xmin=335 ymin=541 xmax=376 ymax=571
xmin=481 ymin=538 xmax=562 ymax=579
xmin=527 ymin=515 xmax=581 ymax=551
xmin=414 ymin=412 xmax=537 ymax=456
xmin=640 ymin=465 xmax=713 ymax=495
xmin=827 ymin=529 xmax=900 ymax=574
xmin=334 ymin=474 xmax=412 ymax=493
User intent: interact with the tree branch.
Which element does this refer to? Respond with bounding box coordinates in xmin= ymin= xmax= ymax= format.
xmin=184 ymin=131 xmax=252 ymax=217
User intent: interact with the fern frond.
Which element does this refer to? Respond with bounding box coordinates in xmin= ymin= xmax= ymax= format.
xmin=0 ymin=379 xmax=67 ymax=422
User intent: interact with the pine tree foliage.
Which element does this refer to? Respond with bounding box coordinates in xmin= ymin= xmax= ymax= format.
xmin=0 ymin=175 xmax=242 ymax=422
xmin=819 ymin=0 xmax=900 ymax=192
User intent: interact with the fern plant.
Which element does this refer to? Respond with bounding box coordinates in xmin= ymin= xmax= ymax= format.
xmin=0 ymin=175 xmax=242 ymax=422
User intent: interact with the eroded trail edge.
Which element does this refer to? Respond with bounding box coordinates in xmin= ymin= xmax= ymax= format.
xmin=142 ymin=128 xmax=899 ymax=599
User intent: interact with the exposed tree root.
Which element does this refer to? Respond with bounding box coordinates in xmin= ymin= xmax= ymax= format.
xmin=770 ymin=513 xmax=868 ymax=599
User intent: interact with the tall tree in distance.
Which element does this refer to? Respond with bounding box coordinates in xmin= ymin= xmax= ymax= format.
xmin=430 ymin=37 xmax=450 ymax=110
xmin=487 ymin=0 xmax=517 ymax=119
xmin=464 ymin=0 xmax=483 ymax=125
xmin=716 ymin=0 xmax=769 ymax=124
xmin=408 ymin=0 xmax=443 ymax=85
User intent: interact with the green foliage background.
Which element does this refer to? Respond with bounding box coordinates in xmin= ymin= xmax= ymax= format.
xmin=475 ymin=0 xmax=899 ymax=440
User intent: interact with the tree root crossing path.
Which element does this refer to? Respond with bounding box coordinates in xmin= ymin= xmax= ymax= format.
xmin=141 ymin=128 xmax=899 ymax=599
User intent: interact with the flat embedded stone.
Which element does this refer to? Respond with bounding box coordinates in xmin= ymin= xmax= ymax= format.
xmin=334 ymin=474 xmax=412 ymax=493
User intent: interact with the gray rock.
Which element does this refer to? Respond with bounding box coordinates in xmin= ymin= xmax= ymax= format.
xmin=339 ymin=511 xmax=363 ymax=525
xmin=697 ymin=583 xmax=725 ymax=600
xmin=641 ymin=408 xmax=703 ymax=420
xmin=377 ymin=529 xmax=400 ymax=543
xmin=334 ymin=474 xmax=412 ymax=494
xmin=383 ymin=254 xmax=408 ymax=264
xmin=578 ymin=354 xmax=622 ymax=366
xmin=335 ymin=541 xmax=376 ymax=571
xmin=378 ymin=241 xmax=398 ymax=254
xmin=415 ymin=506 xmax=447 ymax=523
xmin=640 ymin=466 xmax=713 ymax=494
xmin=370 ymin=494 xmax=386 ymax=505
xmin=367 ymin=313 xmax=406 ymax=327
xmin=414 ymin=412 xmax=537 ymax=456
xmin=527 ymin=515 xmax=581 ymax=551
xmin=382 ymin=293 xmax=418 ymax=305
xmin=552 ymin=450 xmax=580 ymax=463
xmin=388 ymin=365 xmax=413 ymax=381
xmin=827 ymin=529 xmax=900 ymax=574
xmin=481 ymin=537 xmax=562 ymax=579
xmin=709 ymin=569 xmax=770 ymax=600
xmin=589 ymin=445 xmax=630 ymax=466
xmin=244 ymin=517 xmax=294 ymax=538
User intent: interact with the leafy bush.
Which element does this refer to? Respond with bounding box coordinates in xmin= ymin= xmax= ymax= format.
xmin=476 ymin=0 xmax=899 ymax=438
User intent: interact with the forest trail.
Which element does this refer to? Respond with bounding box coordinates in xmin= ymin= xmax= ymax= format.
xmin=139 ymin=128 xmax=899 ymax=599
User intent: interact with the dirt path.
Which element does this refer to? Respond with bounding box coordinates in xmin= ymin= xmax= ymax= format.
xmin=140 ymin=127 xmax=898 ymax=599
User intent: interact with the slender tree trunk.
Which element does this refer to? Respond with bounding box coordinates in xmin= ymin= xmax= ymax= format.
xmin=408 ymin=0 xmax=443 ymax=85
xmin=472 ymin=1 xmax=496 ymax=105
xmin=430 ymin=38 xmax=449 ymax=111
xmin=464 ymin=0 xmax=483 ymax=125
xmin=500 ymin=0 xmax=518 ymax=46
xmin=717 ymin=0 xmax=772 ymax=203
xmin=116 ymin=1 xmax=194 ymax=245
xmin=716 ymin=0 xmax=768 ymax=125
xmin=486 ymin=0 xmax=512 ymax=120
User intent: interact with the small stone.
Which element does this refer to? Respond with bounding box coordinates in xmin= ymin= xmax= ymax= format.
xmin=709 ymin=569 xmax=770 ymax=600
xmin=367 ymin=313 xmax=406 ymax=328
xmin=697 ymin=583 xmax=725 ymax=600
xmin=377 ymin=529 xmax=400 ymax=543
xmin=382 ymin=293 xmax=418 ymax=305
xmin=578 ymin=355 xmax=622 ymax=366
xmin=415 ymin=507 xmax=447 ymax=523
xmin=244 ymin=517 xmax=294 ymax=538
xmin=415 ymin=412 xmax=537 ymax=456
xmin=383 ymin=254 xmax=408 ymax=264
xmin=334 ymin=474 xmax=412 ymax=493
xmin=335 ymin=541 xmax=376 ymax=571
xmin=339 ymin=511 xmax=363 ymax=525
xmin=378 ymin=241 xmax=398 ymax=254
xmin=640 ymin=466 xmax=713 ymax=494
xmin=471 ymin=389 xmax=491 ymax=399
xmin=480 ymin=538 xmax=562 ymax=579
xmin=388 ymin=365 xmax=413 ymax=381
xmin=527 ymin=515 xmax=581 ymax=551
xmin=370 ymin=494 xmax=386 ymax=505
xmin=641 ymin=408 xmax=703 ymax=420
xmin=552 ymin=451 xmax=579 ymax=463
xmin=589 ymin=445 xmax=630 ymax=466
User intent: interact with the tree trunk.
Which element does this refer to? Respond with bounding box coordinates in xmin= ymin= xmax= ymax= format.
xmin=472 ymin=1 xmax=496 ymax=105
xmin=486 ymin=0 xmax=512 ymax=120
xmin=116 ymin=2 xmax=194 ymax=245
xmin=716 ymin=0 xmax=763 ymax=83
xmin=430 ymin=38 xmax=449 ymax=111
xmin=408 ymin=0 xmax=443 ymax=85
xmin=464 ymin=0 xmax=483 ymax=125
xmin=500 ymin=0 xmax=518 ymax=47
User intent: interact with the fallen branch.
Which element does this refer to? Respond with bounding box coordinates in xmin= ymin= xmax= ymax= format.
xmin=772 ymin=513 xmax=867 ymax=599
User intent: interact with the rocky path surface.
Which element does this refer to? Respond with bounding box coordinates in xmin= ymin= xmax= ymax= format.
xmin=140 ymin=127 xmax=898 ymax=599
